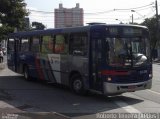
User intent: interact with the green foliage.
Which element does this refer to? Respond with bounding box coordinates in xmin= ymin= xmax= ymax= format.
xmin=0 ymin=0 xmax=28 ymax=41
xmin=32 ymin=22 xmax=45 ymax=30
xmin=141 ymin=15 xmax=160 ymax=50
xmin=0 ymin=25 xmax=13 ymax=40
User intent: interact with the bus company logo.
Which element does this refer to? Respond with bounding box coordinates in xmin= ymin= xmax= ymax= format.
xmin=139 ymin=70 xmax=147 ymax=75
xmin=49 ymin=56 xmax=60 ymax=64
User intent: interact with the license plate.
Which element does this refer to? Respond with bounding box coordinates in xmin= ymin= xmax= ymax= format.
xmin=128 ymin=85 xmax=136 ymax=89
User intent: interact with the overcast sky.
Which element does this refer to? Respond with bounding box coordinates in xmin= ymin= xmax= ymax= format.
xmin=25 ymin=0 xmax=160 ymax=28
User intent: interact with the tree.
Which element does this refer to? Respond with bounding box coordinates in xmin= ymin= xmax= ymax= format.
xmin=32 ymin=22 xmax=45 ymax=30
xmin=0 ymin=0 xmax=28 ymax=41
xmin=141 ymin=15 xmax=160 ymax=58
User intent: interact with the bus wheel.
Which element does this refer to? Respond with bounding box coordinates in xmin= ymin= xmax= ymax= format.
xmin=24 ymin=66 xmax=30 ymax=80
xmin=71 ymin=74 xmax=85 ymax=95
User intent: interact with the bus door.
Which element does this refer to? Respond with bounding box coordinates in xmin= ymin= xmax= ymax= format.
xmin=7 ymin=38 xmax=20 ymax=72
xmin=90 ymin=33 xmax=103 ymax=91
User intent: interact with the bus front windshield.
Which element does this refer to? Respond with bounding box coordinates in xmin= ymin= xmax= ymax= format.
xmin=106 ymin=37 xmax=150 ymax=67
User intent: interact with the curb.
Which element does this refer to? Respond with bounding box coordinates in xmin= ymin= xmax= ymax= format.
xmin=14 ymin=112 xmax=71 ymax=119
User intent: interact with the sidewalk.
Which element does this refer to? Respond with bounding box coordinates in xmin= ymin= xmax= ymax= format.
xmin=0 ymin=62 xmax=6 ymax=70
xmin=153 ymin=59 xmax=160 ymax=65
xmin=0 ymin=65 xmax=70 ymax=119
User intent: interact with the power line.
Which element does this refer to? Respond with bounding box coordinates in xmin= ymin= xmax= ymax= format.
xmin=114 ymin=3 xmax=154 ymax=11
xmin=28 ymin=2 xmax=157 ymax=27
xmin=28 ymin=3 xmax=154 ymax=15
xmin=28 ymin=9 xmax=54 ymax=14
xmin=114 ymin=6 xmax=154 ymax=12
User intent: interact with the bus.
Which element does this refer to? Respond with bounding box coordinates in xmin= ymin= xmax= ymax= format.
xmin=7 ymin=24 xmax=152 ymax=95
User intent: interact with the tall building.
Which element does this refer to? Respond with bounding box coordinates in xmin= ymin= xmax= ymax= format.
xmin=54 ymin=3 xmax=83 ymax=28
xmin=24 ymin=17 xmax=30 ymax=30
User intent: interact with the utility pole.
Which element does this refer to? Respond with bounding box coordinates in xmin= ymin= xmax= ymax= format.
xmin=153 ymin=0 xmax=159 ymax=59
xmin=152 ymin=0 xmax=159 ymax=59
xmin=132 ymin=14 xmax=134 ymax=24
xmin=131 ymin=10 xmax=135 ymax=24
xmin=156 ymin=0 xmax=159 ymax=27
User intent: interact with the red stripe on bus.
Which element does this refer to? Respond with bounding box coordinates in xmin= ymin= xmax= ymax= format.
xmin=101 ymin=70 xmax=129 ymax=76
xmin=35 ymin=57 xmax=44 ymax=80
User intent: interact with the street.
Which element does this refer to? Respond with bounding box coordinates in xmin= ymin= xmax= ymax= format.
xmin=0 ymin=63 xmax=160 ymax=119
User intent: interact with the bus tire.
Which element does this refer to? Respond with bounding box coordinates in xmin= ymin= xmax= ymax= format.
xmin=23 ymin=66 xmax=30 ymax=80
xmin=71 ymin=74 xmax=85 ymax=95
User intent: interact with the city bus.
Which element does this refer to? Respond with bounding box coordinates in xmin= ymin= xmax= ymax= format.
xmin=7 ymin=24 xmax=152 ymax=95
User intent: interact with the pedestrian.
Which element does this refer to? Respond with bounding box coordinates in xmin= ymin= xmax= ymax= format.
xmin=0 ymin=48 xmax=4 ymax=63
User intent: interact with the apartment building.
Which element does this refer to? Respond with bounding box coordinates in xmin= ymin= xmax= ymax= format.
xmin=54 ymin=3 xmax=83 ymax=28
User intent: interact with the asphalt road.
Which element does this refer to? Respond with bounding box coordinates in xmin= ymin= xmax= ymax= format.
xmin=0 ymin=63 xmax=160 ymax=119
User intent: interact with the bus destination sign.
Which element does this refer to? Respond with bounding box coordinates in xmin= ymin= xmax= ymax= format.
xmin=123 ymin=28 xmax=142 ymax=35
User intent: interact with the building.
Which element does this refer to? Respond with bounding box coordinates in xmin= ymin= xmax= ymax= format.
xmin=54 ymin=3 xmax=83 ymax=28
xmin=24 ymin=17 xmax=30 ymax=30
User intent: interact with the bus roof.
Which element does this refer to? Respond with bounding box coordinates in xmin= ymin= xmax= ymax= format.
xmin=8 ymin=24 xmax=148 ymax=38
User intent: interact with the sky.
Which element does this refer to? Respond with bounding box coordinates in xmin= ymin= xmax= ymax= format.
xmin=24 ymin=0 xmax=160 ymax=28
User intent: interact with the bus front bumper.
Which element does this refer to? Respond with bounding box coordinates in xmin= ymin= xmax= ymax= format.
xmin=103 ymin=80 xmax=152 ymax=95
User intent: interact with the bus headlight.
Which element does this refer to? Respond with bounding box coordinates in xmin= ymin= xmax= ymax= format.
xmin=149 ymin=70 xmax=152 ymax=78
xmin=107 ymin=77 xmax=112 ymax=81
xmin=149 ymin=73 xmax=152 ymax=78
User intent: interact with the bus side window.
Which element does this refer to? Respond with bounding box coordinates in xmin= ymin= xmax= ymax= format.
xmin=21 ymin=38 xmax=29 ymax=52
xmin=42 ymin=35 xmax=54 ymax=54
xmin=8 ymin=39 xmax=15 ymax=52
xmin=54 ymin=34 xmax=68 ymax=54
xmin=69 ymin=33 xmax=88 ymax=56
xmin=31 ymin=37 xmax=40 ymax=53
